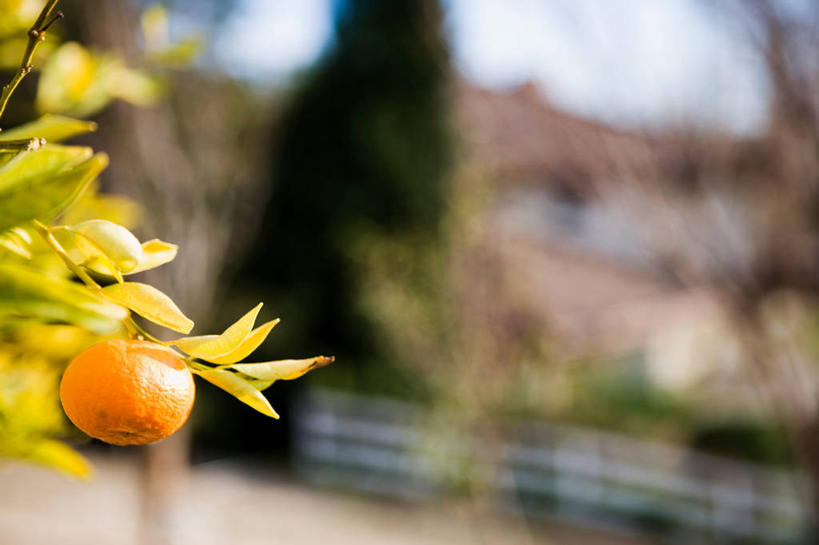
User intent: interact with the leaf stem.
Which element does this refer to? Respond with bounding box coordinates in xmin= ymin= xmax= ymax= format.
xmin=0 ymin=0 xmax=63 ymax=123
xmin=188 ymin=361 xmax=211 ymax=374
xmin=126 ymin=318 xmax=167 ymax=345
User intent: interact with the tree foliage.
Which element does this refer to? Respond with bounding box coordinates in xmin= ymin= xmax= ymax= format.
xmin=0 ymin=1 xmax=330 ymax=477
xmin=241 ymin=0 xmax=451 ymax=382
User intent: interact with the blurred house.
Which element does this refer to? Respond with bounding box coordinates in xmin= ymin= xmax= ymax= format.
xmin=455 ymin=81 xmax=745 ymax=396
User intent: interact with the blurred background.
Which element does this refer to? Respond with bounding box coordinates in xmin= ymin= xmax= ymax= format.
xmin=3 ymin=0 xmax=819 ymax=543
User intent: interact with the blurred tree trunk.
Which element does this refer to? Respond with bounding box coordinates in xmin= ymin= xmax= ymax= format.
xmin=63 ymin=2 xmax=269 ymax=544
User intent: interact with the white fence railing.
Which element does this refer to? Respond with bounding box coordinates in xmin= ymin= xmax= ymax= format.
xmin=291 ymin=389 xmax=809 ymax=544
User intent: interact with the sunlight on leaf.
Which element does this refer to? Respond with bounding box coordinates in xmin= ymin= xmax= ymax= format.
xmin=61 ymin=186 xmax=142 ymax=228
xmin=208 ymin=319 xmax=280 ymax=365
xmin=14 ymin=439 xmax=92 ymax=479
xmin=0 ymin=114 xmax=97 ymax=143
xmin=196 ymin=368 xmax=279 ymax=419
xmin=0 ymin=150 xmax=108 ymax=232
xmin=171 ymin=303 xmax=262 ymax=360
xmin=102 ymin=282 xmax=193 ymax=334
xmin=71 ymin=220 xmax=142 ymax=273
xmin=231 ymin=356 xmax=335 ymax=385
xmin=128 ymin=239 xmax=177 ymax=274
xmin=0 ymin=145 xmax=93 ymax=193
xmin=51 ymin=226 xmax=123 ymax=282
xmin=0 ymin=264 xmax=127 ymax=333
xmin=0 ymin=228 xmax=31 ymax=258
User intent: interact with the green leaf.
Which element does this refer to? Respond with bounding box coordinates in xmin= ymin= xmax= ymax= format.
xmin=0 ymin=148 xmax=108 ymax=232
xmin=13 ymin=439 xmax=92 ymax=479
xmin=102 ymin=282 xmax=193 ymax=334
xmin=196 ymin=368 xmax=279 ymax=419
xmin=0 ymin=114 xmax=97 ymax=143
xmin=172 ymin=303 xmax=262 ymax=360
xmin=208 ymin=319 xmax=280 ymax=365
xmin=231 ymin=356 xmax=335 ymax=389
xmin=0 ymin=144 xmax=92 ymax=193
xmin=36 ymin=43 xmax=112 ymax=117
xmin=71 ymin=220 xmax=142 ymax=273
xmin=128 ymin=239 xmax=177 ymax=274
xmin=0 ymin=264 xmax=127 ymax=333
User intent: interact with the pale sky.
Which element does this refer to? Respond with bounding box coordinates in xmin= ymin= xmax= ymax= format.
xmin=210 ymin=0 xmax=771 ymax=134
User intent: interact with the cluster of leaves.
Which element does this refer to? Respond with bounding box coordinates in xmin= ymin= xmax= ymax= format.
xmin=0 ymin=1 xmax=331 ymax=477
xmin=0 ymin=324 xmax=100 ymax=478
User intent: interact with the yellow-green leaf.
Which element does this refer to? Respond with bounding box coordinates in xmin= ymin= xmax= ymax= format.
xmin=71 ymin=219 xmax=142 ymax=273
xmin=128 ymin=239 xmax=177 ymax=274
xmin=0 ymin=144 xmax=92 ymax=193
xmin=14 ymin=439 xmax=92 ymax=479
xmin=61 ymin=185 xmax=142 ymax=227
xmin=0 ymin=228 xmax=32 ymax=258
xmin=51 ymin=226 xmax=123 ymax=282
xmin=111 ymin=67 xmax=163 ymax=107
xmin=196 ymin=368 xmax=279 ymax=419
xmin=150 ymin=36 xmax=204 ymax=67
xmin=141 ymin=4 xmax=169 ymax=51
xmin=0 ymin=114 xmax=97 ymax=143
xmin=208 ymin=319 xmax=280 ymax=365
xmin=102 ymin=282 xmax=193 ymax=334
xmin=231 ymin=356 xmax=335 ymax=388
xmin=36 ymin=43 xmax=109 ymax=117
xmin=0 ymin=263 xmax=127 ymax=333
xmin=171 ymin=303 xmax=262 ymax=360
xmin=0 ymin=149 xmax=108 ymax=232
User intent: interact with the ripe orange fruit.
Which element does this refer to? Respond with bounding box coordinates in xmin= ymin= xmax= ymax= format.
xmin=60 ymin=339 xmax=195 ymax=446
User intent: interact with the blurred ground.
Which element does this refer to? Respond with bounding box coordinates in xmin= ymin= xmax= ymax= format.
xmin=0 ymin=451 xmax=657 ymax=545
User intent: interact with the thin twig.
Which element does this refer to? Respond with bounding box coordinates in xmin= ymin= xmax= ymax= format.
xmin=0 ymin=0 xmax=63 ymax=123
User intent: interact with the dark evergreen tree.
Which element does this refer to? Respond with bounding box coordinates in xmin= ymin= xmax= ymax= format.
xmin=243 ymin=0 xmax=452 ymax=372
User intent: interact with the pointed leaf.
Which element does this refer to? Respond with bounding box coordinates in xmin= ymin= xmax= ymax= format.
xmin=0 ymin=264 xmax=126 ymax=333
xmin=208 ymin=319 xmax=280 ymax=365
xmin=0 ymin=114 xmax=97 ymax=143
xmin=0 ymin=150 xmax=108 ymax=232
xmin=128 ymin=239 xmax=177 ymax=274
xmin=172 ymin=303 xmax=262 ymax=359
xmin=196 ymin=368 xmax=279 ymax=419
xmin=231 ymin=356 xmax=335 ymax=388
xmin=0 ymin=144 xmax=93 ymax=193
xmin=102 ymin=282 xmax=193 ymax=334
xmin=14 ymin=439 xmax=92 ymax=479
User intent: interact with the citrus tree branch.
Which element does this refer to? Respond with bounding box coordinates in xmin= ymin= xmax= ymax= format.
xmin=0 ymin=0 xmax=63 ymax=123
xmin=32 ymin=221 xmax=169 ymax=345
